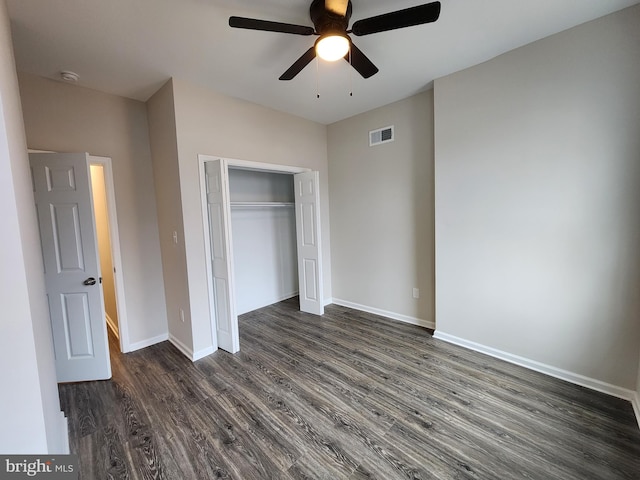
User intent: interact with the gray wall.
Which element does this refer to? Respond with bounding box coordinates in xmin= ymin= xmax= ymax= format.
xmin=149 ymin=78 xmax=331 ymax=356
xmin=18 ymin=72 xmax=168 ymax=348
xmin=434 ymin=5 xmax=640 ymax=390
xmin=328 ymin=91 xmax=435 ymax=327
xmin=146 ymin=80 xmax=192 ymax=351
xmin=0 ymin=0 xmax=65 ymax=452
xmin=637 ymin=353 xmax=640 ymax=417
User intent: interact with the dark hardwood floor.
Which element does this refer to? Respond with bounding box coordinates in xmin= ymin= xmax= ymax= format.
xmin=59 ymin=298 xmax=640 ymax=479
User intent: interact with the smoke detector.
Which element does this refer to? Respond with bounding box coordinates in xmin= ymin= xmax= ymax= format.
xmin=60 ymin=71 xmax=79 ymax=82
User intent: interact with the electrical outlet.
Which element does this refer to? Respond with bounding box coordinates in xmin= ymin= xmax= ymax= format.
xmin=172 ymin=231 xmax=178 ymax=244
xmin=179 ymin=308 xmax=185 ymax=322
xmin=412 ymin=288 xmax=420 ymax=299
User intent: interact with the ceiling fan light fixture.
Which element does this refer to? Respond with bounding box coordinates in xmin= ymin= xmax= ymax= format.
xmin=230 ymin=0 xmax=442 ymax=80
xmin=315 ymin=33 xmax=350 ymax=62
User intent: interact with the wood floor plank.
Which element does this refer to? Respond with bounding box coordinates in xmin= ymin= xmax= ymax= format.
xmin=61 ymin=299 xmax=640 ymax=479
xmin=164 ymin=397 xmax=234 ymax=479
xmin=393 ymin=348 xmax=640 ymax=456
xmin=187 ymin=395 xmax=287 ymax=479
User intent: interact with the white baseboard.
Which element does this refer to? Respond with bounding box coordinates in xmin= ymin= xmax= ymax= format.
xmin=169 ymin=334 xmax=216 ymax=362
xmin=323 ymin=297 xmax=333 ymax=307
xmin=632 ymin=391 xmax=640 ymax=429
xmin=105 ymin=313 xmax=119 ymax=339
xmin=237 ymin=292 xmax=299 ymax=316
xmin=278 ymin=291 xmax=298 ymax=303
xmin=331 ymin=298 xmax=435 ymax=330
xmin=168 ymin=334 xmax=191 ymax=359
xmin=433 ymin=331 xmax=636 ymax=403
xmin=128 ymin=333 xmax=168 ymax=352
xmin=193 ymin=346 xmax=216 ymax=361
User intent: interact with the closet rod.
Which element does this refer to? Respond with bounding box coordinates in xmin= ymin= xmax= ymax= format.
xmin=230 ymin=202 xmax=294 ymax=208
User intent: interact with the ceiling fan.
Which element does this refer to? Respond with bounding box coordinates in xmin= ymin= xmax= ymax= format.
xmin=229 ymin=0 xmax=441 ymax=81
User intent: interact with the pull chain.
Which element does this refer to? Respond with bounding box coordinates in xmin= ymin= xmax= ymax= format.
xmin=349 ymin=47 xmax=353 ymax=97
xmin=316 ymin=56 xmax=320 ymax=99
xmin=315 ymin=51 xmax=355 ymax=99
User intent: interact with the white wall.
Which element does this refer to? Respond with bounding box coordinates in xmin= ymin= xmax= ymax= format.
xmin=18 ymin=72 xmax=168 ymax=348
xmin=434 ymin=5 xmax=640 ymax=391
xmin=229 ymin=169 xmax=298 ymax=315
xmin=229 ymin=168 xmax=294 ymax=203
xmin=231 ymin=208 xmax=298 ymax=314
xmin=167 ymin=78 xmax=330 ymax=355
xmin=0 ymin=0 xmax=66 ymax=453
xmin=328 ymin=91 xmax=435 ymax=327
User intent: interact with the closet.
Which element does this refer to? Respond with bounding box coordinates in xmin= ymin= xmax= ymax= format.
xmin=201 ymin=156 xmax=324 ymax=354
xmin=228 ymin=168 xmax=298 ymax=315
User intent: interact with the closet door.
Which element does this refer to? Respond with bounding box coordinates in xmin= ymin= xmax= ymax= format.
xmin=205 ymin=160 xmax=239 ymax=353
xmin=294 ymin=171 xmax=324 ymax=315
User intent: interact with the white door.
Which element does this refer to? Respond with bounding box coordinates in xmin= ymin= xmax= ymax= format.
xmin=294 ymin=171 xmax=324 ymax=315
xmin=30 ymin=152 xmax=111 ymax=382
xmin=205 ymin=160 xmax=239 ymax=353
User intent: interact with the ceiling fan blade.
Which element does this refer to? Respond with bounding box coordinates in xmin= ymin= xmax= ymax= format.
xmin=351 ymin=1 xmax=441 ymax=36
xmin=325 ymin=0 xmax=350 ymax=16
xmin=229 ymin=16 xmax=315 ymax=36
xmin=279 ymin=47 xmax=317 ymax=80
xmin=344 ymin=42 xmax=378 ymax=79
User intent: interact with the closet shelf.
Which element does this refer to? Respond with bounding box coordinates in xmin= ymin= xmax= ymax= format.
xmin=230 ymin=202 xmax=294 ymax=208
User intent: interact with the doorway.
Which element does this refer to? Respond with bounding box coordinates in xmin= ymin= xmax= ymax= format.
xmin=88 ymin=156 xmax=130 ymax=354
xmin=30 ymin=152 xmax=112 ymax=381
xmin=30 ymin=151 xmax=130 ymax=382
xmin=199 ymin=155 xmax=325 ymax=354
xmin=89 ymin=164 xmax=119 ymax=343
xmin=228 ymin=168 xmax=298 ymax=315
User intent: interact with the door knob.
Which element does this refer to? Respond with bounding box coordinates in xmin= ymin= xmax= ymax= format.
xmin=83 ymin=277 xmax=97 ymax=286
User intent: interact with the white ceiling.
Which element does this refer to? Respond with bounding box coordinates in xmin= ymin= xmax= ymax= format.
xmin=7 ymin=0 xmax=640 ymax=124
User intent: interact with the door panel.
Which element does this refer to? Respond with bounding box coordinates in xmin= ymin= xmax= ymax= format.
xmin=301 ymin=203 xmax=316 ymax=246
xmin=62 ymin=292 xmax=94 ymax=357
xmin=50 ymin=203 xmax=85 ymax=271
xmin=30 ymin=152 xmax=111 ymax=382
xmin=205 ymin=160 xmax=239 ymax=353
xmin=303 ymin=258 xmax=318 ymax=301
xmin=294 ymin=171 xmax=324 ymax=315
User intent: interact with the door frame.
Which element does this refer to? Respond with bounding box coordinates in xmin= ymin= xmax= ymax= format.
xmin=198 ymin=154 xmax=311 ymax=351
xmin=88 ymin=155 xmax=130 ymax=353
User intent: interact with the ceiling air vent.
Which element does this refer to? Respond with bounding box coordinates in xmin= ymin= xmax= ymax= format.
xmin=369 ymin=125 xmax=394 ymax=147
